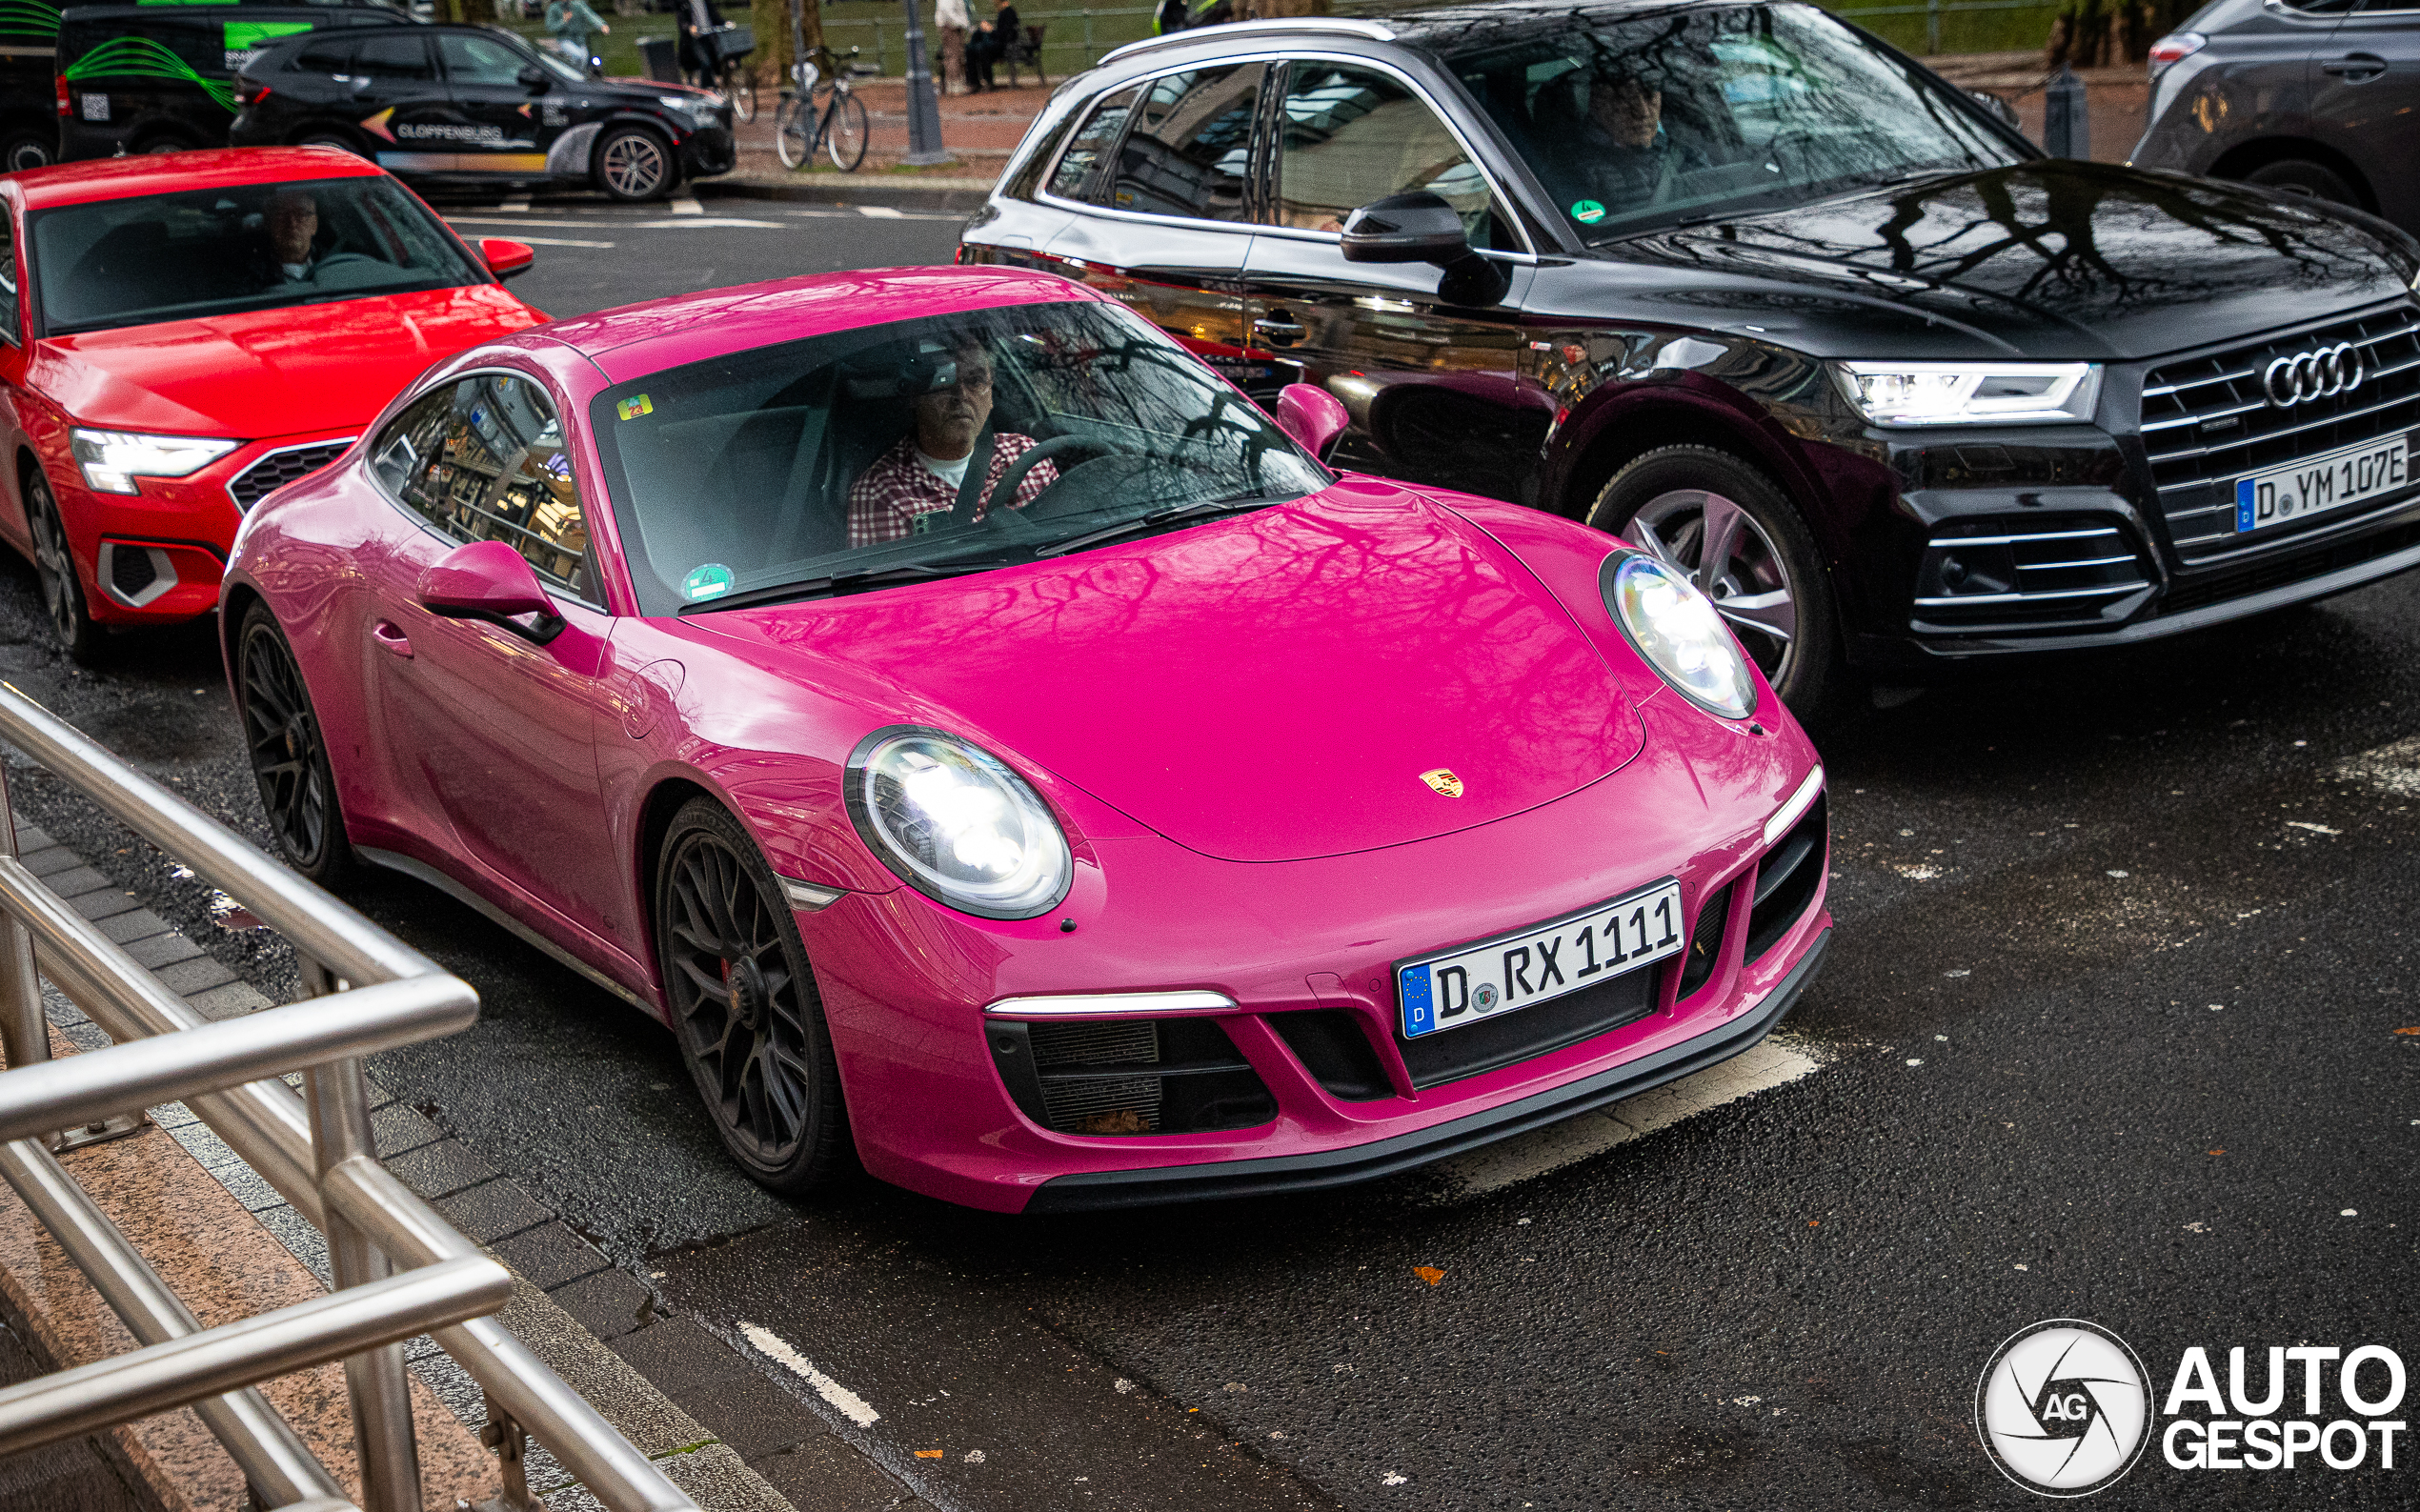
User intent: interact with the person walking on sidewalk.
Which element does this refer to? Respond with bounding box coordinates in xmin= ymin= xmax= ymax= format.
xmin=675 ymin=0 xmax=726 ymax=90
xmin=936 ymin=0 xmax=971 ymax=96
xmin=542 ymin=0 xmax=608 ymax=71
xmin=1155 ymin=0 xmax=1187 ymax=33
xmin=965 ymin=0 xmax=1018 ymax=91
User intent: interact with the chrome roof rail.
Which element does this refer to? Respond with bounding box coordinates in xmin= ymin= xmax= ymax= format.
xmin=1098 ymin=16 xmax=1399 ymax=67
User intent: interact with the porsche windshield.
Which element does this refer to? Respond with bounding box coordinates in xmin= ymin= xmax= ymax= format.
xmin=592 ymin=301 xmax=1332 ymax=614
xmin=30 ymin=175 xmax=488 ymax=335
xmin=1446 ymin=2 xmax=2023 ymax=244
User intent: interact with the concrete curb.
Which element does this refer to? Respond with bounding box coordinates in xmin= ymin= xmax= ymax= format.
xmin=11 ymin=808 xmax=920 ymax=1512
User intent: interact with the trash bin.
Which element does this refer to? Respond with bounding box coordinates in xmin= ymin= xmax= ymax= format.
xmin=636 ymin=35 xmax=679 ymax=84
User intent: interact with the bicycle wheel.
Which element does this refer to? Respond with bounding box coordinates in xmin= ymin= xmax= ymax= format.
xmin=736 ymin=68 xmax=758 ymax=124
xmin=825 ymin=90 xmax=868 ymax=171
xmin=774 ymin=93 xmax=812 ymax=171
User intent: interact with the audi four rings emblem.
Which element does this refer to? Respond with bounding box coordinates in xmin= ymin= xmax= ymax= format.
xmin=2263 ymin=342 xmax=2366 ymax=408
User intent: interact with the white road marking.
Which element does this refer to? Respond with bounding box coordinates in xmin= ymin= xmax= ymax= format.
xmin=739 ymin=1321 xmax=880 ymax=1426
xmin=1420 ymin=1036 xmax=1825 ymax=1200
xmin=446 ymin=214 xmax=789 ymax=231
xmin=781 ymin=207 xmax=959 ymax=221
xmin=490 ymin=234 xmax=616 ymax=249
xmin=2335 ymin=735 xmax=2420 ymax=797
xmin=857 ymin=205 xmax=906 ymax=218
xmin=498 ymin=195 xmax=531 ymax=212
xmin=670 ymin=194 xmax=704 ymax=215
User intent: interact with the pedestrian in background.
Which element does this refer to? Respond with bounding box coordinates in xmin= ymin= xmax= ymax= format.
xmin=1154 ymin=0 xmax=1186 ymax=33
xmin=965 ymin=0 xmax=1018 ymax=91
xmin=543 ymin=0 xmax=609 ymax=71
xmin=675 ymin=0 xmax=726 ymax=89
xmin=936 ymin=0 xmax=970 ymax=96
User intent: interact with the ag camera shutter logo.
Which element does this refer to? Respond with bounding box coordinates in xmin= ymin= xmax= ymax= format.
xmin=1976 ymin=1320 xmax=2154 ymax=1496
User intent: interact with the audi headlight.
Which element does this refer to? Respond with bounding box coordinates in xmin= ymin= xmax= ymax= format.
xmin=1603 ymin=554 xmax=1757 ymax=719
xmin=71 ymin=429 xmax=237 ymax=494
xmin=1832 ymin=362 xmax=2101 ymax=426
xmin=846 ymin=727 xmax=1072 ymax=918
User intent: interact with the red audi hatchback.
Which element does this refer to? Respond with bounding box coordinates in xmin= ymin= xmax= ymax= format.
xmin=0 ymin=148 xmax=544 ymax=659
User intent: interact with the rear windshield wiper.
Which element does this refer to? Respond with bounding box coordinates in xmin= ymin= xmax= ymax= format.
xmin=678 ymin=558 xmax=1010 ymax=613
xmin=1036 ymin=494 xmax=1282 ymax=558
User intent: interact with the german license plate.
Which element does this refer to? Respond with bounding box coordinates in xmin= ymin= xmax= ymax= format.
xmin=1397 ymin=878 xmax=1684 ymax=1039
xmin=2234 ymin=433 xmax=2410 ymax=534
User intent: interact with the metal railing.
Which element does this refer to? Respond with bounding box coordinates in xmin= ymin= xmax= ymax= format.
xmin=0 ymin=682 xmax=696 ymax=1512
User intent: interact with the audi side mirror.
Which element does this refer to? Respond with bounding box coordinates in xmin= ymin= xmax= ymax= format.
xmin=478 ymin=236 xmax=535 ymax=281
xmin=418 ymin=539 xmax=563 ymax=643
xmin=1970 ymin=89 xmax=2021 ymax=130
xmin=1274 ymin=383 xmax=1349 ymax=460
xmin=517 ymin=65 xmax=551 ymax=92
xmin=1341 ymin=192 xmax=1471 ymax=265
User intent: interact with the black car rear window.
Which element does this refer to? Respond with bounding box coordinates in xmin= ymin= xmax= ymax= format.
xmin=30 ymin=174 xmax=486 ymax=335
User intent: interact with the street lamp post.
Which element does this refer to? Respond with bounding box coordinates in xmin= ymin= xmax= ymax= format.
xmin=897 ymin=0 xmax=953 ymax=166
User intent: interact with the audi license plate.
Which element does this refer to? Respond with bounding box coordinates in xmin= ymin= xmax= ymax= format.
xmin=1397 ymin=878 xmax=1684 ymax=1039
xmin=2233 ymin=433 xmax=2410 ymax=534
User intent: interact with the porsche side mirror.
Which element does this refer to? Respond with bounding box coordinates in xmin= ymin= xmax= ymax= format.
xmin=518 ymin=65 xmax=551 ymax=92
xmin=1340 ymin=192 xmax=1470 ymax=265
xmin=479 ymin=236 xmax=535 ymax=281
xmin=1275 ymin=383 xmax=1349 ymax=460
xmin=418 ymin=539 xmax=564 ymax=644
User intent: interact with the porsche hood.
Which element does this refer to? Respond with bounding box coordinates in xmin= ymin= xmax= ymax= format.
xmin=703 ymin=489 xmax=1647 ymax=863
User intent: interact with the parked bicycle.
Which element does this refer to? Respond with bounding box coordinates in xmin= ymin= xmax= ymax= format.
xmin=701 ymin=23 xmax=757 ymax=124
xmin=776 ymin=44 xmax=870 ymax=171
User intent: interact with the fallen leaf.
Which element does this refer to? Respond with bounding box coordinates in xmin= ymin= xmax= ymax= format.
xmin=2208 ymin=1149 xmax=2226 ymax=1156
xmin=2395 ymin=1028 xmax=2420 ymax=1036
xmin=1413 ymin=1266 xmax=1445 ymax=1286
xmin=1806 ymin=1220 xmax=1820 ymax=1227
xmin=915 ymin=1449 xmax=943 ymax=1459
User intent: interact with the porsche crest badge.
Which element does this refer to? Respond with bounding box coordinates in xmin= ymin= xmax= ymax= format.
xmin=1420 ymin=769 xmax=1464 ymax=798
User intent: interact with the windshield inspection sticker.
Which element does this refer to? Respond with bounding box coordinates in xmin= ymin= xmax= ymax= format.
xmin=616 ymin=393 xmax=654 ymax=421
xmin=682 ymin=564 xmax=734 ymax=602
xmin=1570 ymin=199 xmax=1606 ymax=224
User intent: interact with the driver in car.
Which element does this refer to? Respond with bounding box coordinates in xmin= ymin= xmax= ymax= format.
xmin=1558 ymin=71 xmax=1708 ymax=212
xmin=254 ymin=189 xmax=324 ymax=286
xmin=846 ymin=339 xmax=1060 ymax=546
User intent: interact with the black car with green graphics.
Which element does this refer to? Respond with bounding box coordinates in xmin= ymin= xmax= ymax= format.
xmin=0 ymin=0 xmax=61 ymax=170
xmin=55 ymin=0 xmax=405 ymax=159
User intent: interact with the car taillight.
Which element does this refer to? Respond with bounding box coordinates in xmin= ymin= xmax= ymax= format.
xmin=53 ymin=74 xmax=66 ymax=117
xmin=235 ymin=79 xmax=270 ymax=107
xmin=2148 ymin=32 xmax=2206 ymax=77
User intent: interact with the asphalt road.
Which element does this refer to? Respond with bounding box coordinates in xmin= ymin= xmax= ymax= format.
xmin=7 ymin=211 xmax=2417 ymax=1510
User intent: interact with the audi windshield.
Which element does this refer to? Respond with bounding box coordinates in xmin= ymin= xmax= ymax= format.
xmin=1446 ymin=2 xmax=2024 ymax=243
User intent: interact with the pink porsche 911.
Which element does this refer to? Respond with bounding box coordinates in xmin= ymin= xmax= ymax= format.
xmin=221 ymin=268 xmax=1831 ymax=1213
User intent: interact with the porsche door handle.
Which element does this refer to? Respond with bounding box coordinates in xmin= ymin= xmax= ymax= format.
xmin=371 ymin=620 xmax=413 ymax=658
xmin=1253 ymin=312 xmax=1306 ymax=347
xmin=2321 ymin=53 xmax=2388 ymax=80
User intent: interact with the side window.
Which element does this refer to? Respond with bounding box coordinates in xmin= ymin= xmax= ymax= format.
xmin=1105 ymin=64 xmax=1263 ymax=222
xmin=1269 ymin=61 xmax=1516 ymax=248
xmin=0 ymin=212 xmax=17 ymax=342
xmin=354 ymin=32 xmax=434 ymax=81
xmin=373 ymin=375 xmax=594 ymax=599
xmin=1048 ymin=84 xmax=1140 ymax=202
xmin=438 ymin=33 xmax=528 ymax=87
xmin=292 ymin=35 xmax=355 ymax=72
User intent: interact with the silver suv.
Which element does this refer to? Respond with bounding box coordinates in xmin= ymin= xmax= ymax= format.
xmin=2132 ymin=0 xmax=2419 ymax=235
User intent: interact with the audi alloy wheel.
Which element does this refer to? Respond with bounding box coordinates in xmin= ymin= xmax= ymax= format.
xmin=595 ymin=125 xmax=674 ymax=203
xmin=25 ymin=473 xmax=101 ymax=664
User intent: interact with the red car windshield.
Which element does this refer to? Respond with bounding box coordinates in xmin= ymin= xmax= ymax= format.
xmin=29 ymin=174 xmax=486 ymax=336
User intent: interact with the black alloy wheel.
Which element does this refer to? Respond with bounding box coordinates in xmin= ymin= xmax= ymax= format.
xmin=235 ymin=604 xmax=353 ymax=883
xmin=0 ymin=130 xmax=51 ymax=173
xmin=24 ymin=472 xmax=101 ymax=664
xmin=595 ymin=124 xmax=675 ymax=202
xmin=656 ymin=797 xmax=851 ymax=1195
xmin=1586 ymin=445 xmax=1845 ymax=724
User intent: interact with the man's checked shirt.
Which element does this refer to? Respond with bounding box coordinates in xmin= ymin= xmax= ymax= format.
xmin=845 ymin=433 xmax=1060 ymax=546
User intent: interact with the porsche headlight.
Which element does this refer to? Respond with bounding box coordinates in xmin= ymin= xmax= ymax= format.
xmin=71 ymin=429 xmax=237 ymax=494
xmin=1831 ymin=362 xmax=2101 ymax=426
xmin=1604 ymin=554 xmax=1757 ymax=720
xmin=846 ymin=727 xmax=1072 ymax=918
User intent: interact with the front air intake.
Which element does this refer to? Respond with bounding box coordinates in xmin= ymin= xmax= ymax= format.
xmin=988 ymin=1017 xmax=1277 ymax=1136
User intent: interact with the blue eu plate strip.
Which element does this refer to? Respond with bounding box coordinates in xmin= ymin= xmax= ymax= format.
xmin=1399 ymin=967 xmax=1434 ymax=1038
xmin=2235 ymin=476 xmax=2254 ymax=533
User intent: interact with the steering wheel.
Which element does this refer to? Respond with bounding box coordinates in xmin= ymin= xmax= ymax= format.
xmin=977 ymin=433 xmax=1131 ymax=523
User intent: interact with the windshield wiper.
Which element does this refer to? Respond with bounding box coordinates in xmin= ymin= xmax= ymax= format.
xmin=677 ymin=559 xmax=1009 ymax=613
xmin=1036 ymin=495 xmax=1281 ymax=558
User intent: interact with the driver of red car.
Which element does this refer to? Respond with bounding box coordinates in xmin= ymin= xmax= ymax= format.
xmin=258 ymin=189 xmax=323 ymax=286
xmin=845 ymin=337 xmax=1059 ymax=546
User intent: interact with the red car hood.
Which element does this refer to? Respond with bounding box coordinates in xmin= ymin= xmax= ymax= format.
xmin=29 ymin=285 xmax=542 ymax=437
xmin=698 ymin=486 xmax=1646 ymax=863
